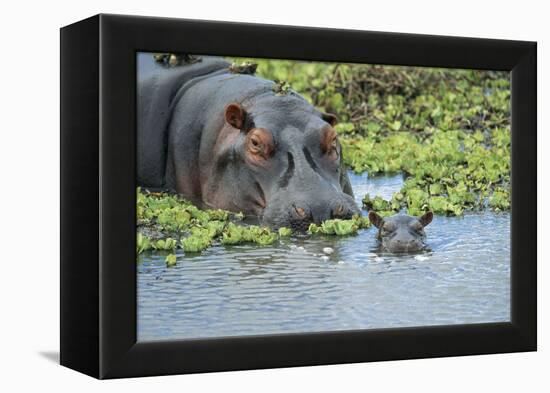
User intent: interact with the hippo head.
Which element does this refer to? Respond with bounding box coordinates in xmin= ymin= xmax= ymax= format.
xmin=368 ymin=211 xmax=433 ymax=253
xmin=202 ymin=96 xmax=360 ymax=231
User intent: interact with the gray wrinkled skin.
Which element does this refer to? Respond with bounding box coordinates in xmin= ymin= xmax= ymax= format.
xmin=368 ymin=211 xmax=433 ymax=253
xmin=138 ymin=56 xmax=359 ymax=230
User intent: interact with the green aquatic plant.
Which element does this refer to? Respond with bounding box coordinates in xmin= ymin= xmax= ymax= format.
xmin=181 ymin=233 xmax=212 ymax=253
xmin=165 ymin=253 xmax=177 ymax=267
xmin=137 ymin=189 xmax=376 ymax=257
xmin=333 ymin=220 xmax=359 ymax=235
xmin=278 ymin=227 xmax=292 ymax=237
xmin=157 ymin=208 xmax=191 ymax=231
xmin=346 ymin=127 xmax=510 ymax=216
xmin=204 ymin=220 xmax=227 ymax=237
xmin=489 ymin=188 xmax=511 ymax=211
xmin=362 ymin=194 xmax=400 ymax=215
xmin=136 ymin=232 xmax=152 ymax=254
xmin=219 ymin=223 xmax=243 ymax=245
xmin=427 ymin=196 xmax=463 ymax=216
xmin=307 ymin=215 xmax=371 ymax=236
xmin=272 ymin=80 xmax=292 ymax=96
xmin=252 ymin=228 xmax=278 ymax=246
xmin=137 ymin=189 xmax=241 ymax=253
xmin=152 ymin=237 xmax=178 ymax=250
xmin=309 ymin=219 xmax=357 ymax=236
xmin=220 ymin=223 xmax=278 ymax=246
xmin=352 ymin=215 xmax=372 ymax=229
xmin=206 ymin=209 xmax=230 ymax=222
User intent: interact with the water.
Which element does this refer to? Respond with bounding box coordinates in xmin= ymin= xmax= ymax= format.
xmin=137 ymin=172 xmax=510 ymax=341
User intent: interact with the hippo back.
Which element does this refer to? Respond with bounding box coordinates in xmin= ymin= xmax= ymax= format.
xmin=137 ymin=56 xmax=231 ymax=188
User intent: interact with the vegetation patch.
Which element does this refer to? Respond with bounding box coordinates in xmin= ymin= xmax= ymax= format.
xmin=308 ymin=216 xmax=371 ymax=236
xmin=235 ymin=58 xmax=511 ymax=216
xmin=137 ymin=189 xmax=372 ymax=256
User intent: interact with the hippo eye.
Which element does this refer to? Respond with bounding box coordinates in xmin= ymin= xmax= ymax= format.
xmin=246 ymin=128 xmax=273 ymax=159
xmin=250 ymin=136 xmax=263 ymax=152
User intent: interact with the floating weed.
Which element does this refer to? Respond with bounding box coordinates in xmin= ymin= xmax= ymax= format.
xmin=254 ymin=230 xmax=278 ymax=246
xmin=219 ymin=224 xmax=279 ymax=246
xmin=278 ymin=227 xmax=292 ymax=237
xmin=228 ymin=61 xmax=258 ymax=75
xmin=165 ymin=253 xmax=177 ymax=267
xmin=181 ymin=235 xmax=211 ymax=253
xmin=308 ymin=215 xmax=371 ymax=236
xmin=362 ymin=194 xmax=400 ymax=215
xmin=489 ymin=188 xmax=511 ymax=211
xmin=137 ymin=189 xmax=375 ymax=256
xmin=220 ymin=223 xmax=246 ymax=245
xmin=245 ymin=226 xmax=272 ymax=243
xmin=152 ymin=238 xmax=178 ymax=251
xmin=136 ymin=232 xmax=152 ymax=254
xmin=345 ymin=128 xmax=510 ymax=216
xmin=272 ymin=80 xmax=292 ymax=96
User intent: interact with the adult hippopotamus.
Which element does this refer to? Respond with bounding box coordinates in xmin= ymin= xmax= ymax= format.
xmin=368 ymin=211 xmax=433 ymax=253
xmin=138 ymin=55 xmax=359 ymax=231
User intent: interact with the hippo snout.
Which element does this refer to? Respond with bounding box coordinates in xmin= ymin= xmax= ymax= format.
xmin=384 ymin=238 xmax=425 ymax=253
xmin=263 ymin=195 xmax=360 ymax=232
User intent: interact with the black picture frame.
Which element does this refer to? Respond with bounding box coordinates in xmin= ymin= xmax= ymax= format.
xmin=60 ymin=14 xmax=536 ymax=379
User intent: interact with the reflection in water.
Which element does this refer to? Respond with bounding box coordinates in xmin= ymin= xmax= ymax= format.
xmin=138 ymin=174 xmax=510 ymax=341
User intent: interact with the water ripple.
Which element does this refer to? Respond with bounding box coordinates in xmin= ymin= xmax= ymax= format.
xmin=137 ymin=173 xmax=510 ymax=341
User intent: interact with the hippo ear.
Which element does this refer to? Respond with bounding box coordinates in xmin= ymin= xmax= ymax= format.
xmin=368 ymin=211 xmax=383 ymax=228
xmin=419 ymin=211 xmax=433 ymax=227
xmin=322 ymin=113 xmax=338 ymax=127
xmin=225 ymin=103 xmax=247 ymax=130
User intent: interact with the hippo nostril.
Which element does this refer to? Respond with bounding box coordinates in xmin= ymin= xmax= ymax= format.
xmin=331 ymin=203 xmax=353 ymax=219
xmin=294 ymin=205 xmax=307 ymax=219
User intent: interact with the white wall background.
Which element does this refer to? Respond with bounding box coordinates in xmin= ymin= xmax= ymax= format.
xmin=0 ymin=0 xmax=546 ymax=391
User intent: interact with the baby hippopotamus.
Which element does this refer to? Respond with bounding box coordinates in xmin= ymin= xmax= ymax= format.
xmin=368 ymin=211 xmax=433 ymax=253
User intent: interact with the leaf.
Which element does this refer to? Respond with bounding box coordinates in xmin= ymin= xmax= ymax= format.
xmin=333 ymin=220 xmax=358 ymax=235
xmin=352 ymin=214 xmax=371 ymax=229
xmin=391 ymin=120 xmax=402 ymax=131
xmin=429 ymin=183 xmax=443 ymax=195
xmin=221 ymin=223 xmax=245 ymax=245
xmin=366 ymin=122 xmax=382 ymax=133
xmin=334 ymin=123 xmax=355 ymax=135
xmin=165 ymin=254 xmax=177 ymax=267
xmin=136 ymin=233 xmax=151 ymax=254
xmin=181 ymin=235 xmax=211 ymax=253
xmin=308 ymin=223 xmax=321 ymax=234
xmin=489 ymin=189 xmax=510 ymax=210
xmin=255 ymin=232 xmax=278 ymax=245
xmin=278 ymin=227 xmax=292 ymax=237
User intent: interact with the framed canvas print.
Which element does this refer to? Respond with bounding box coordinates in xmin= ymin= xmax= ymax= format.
xmin=60 ymin=14 xmax=536 ymax=379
